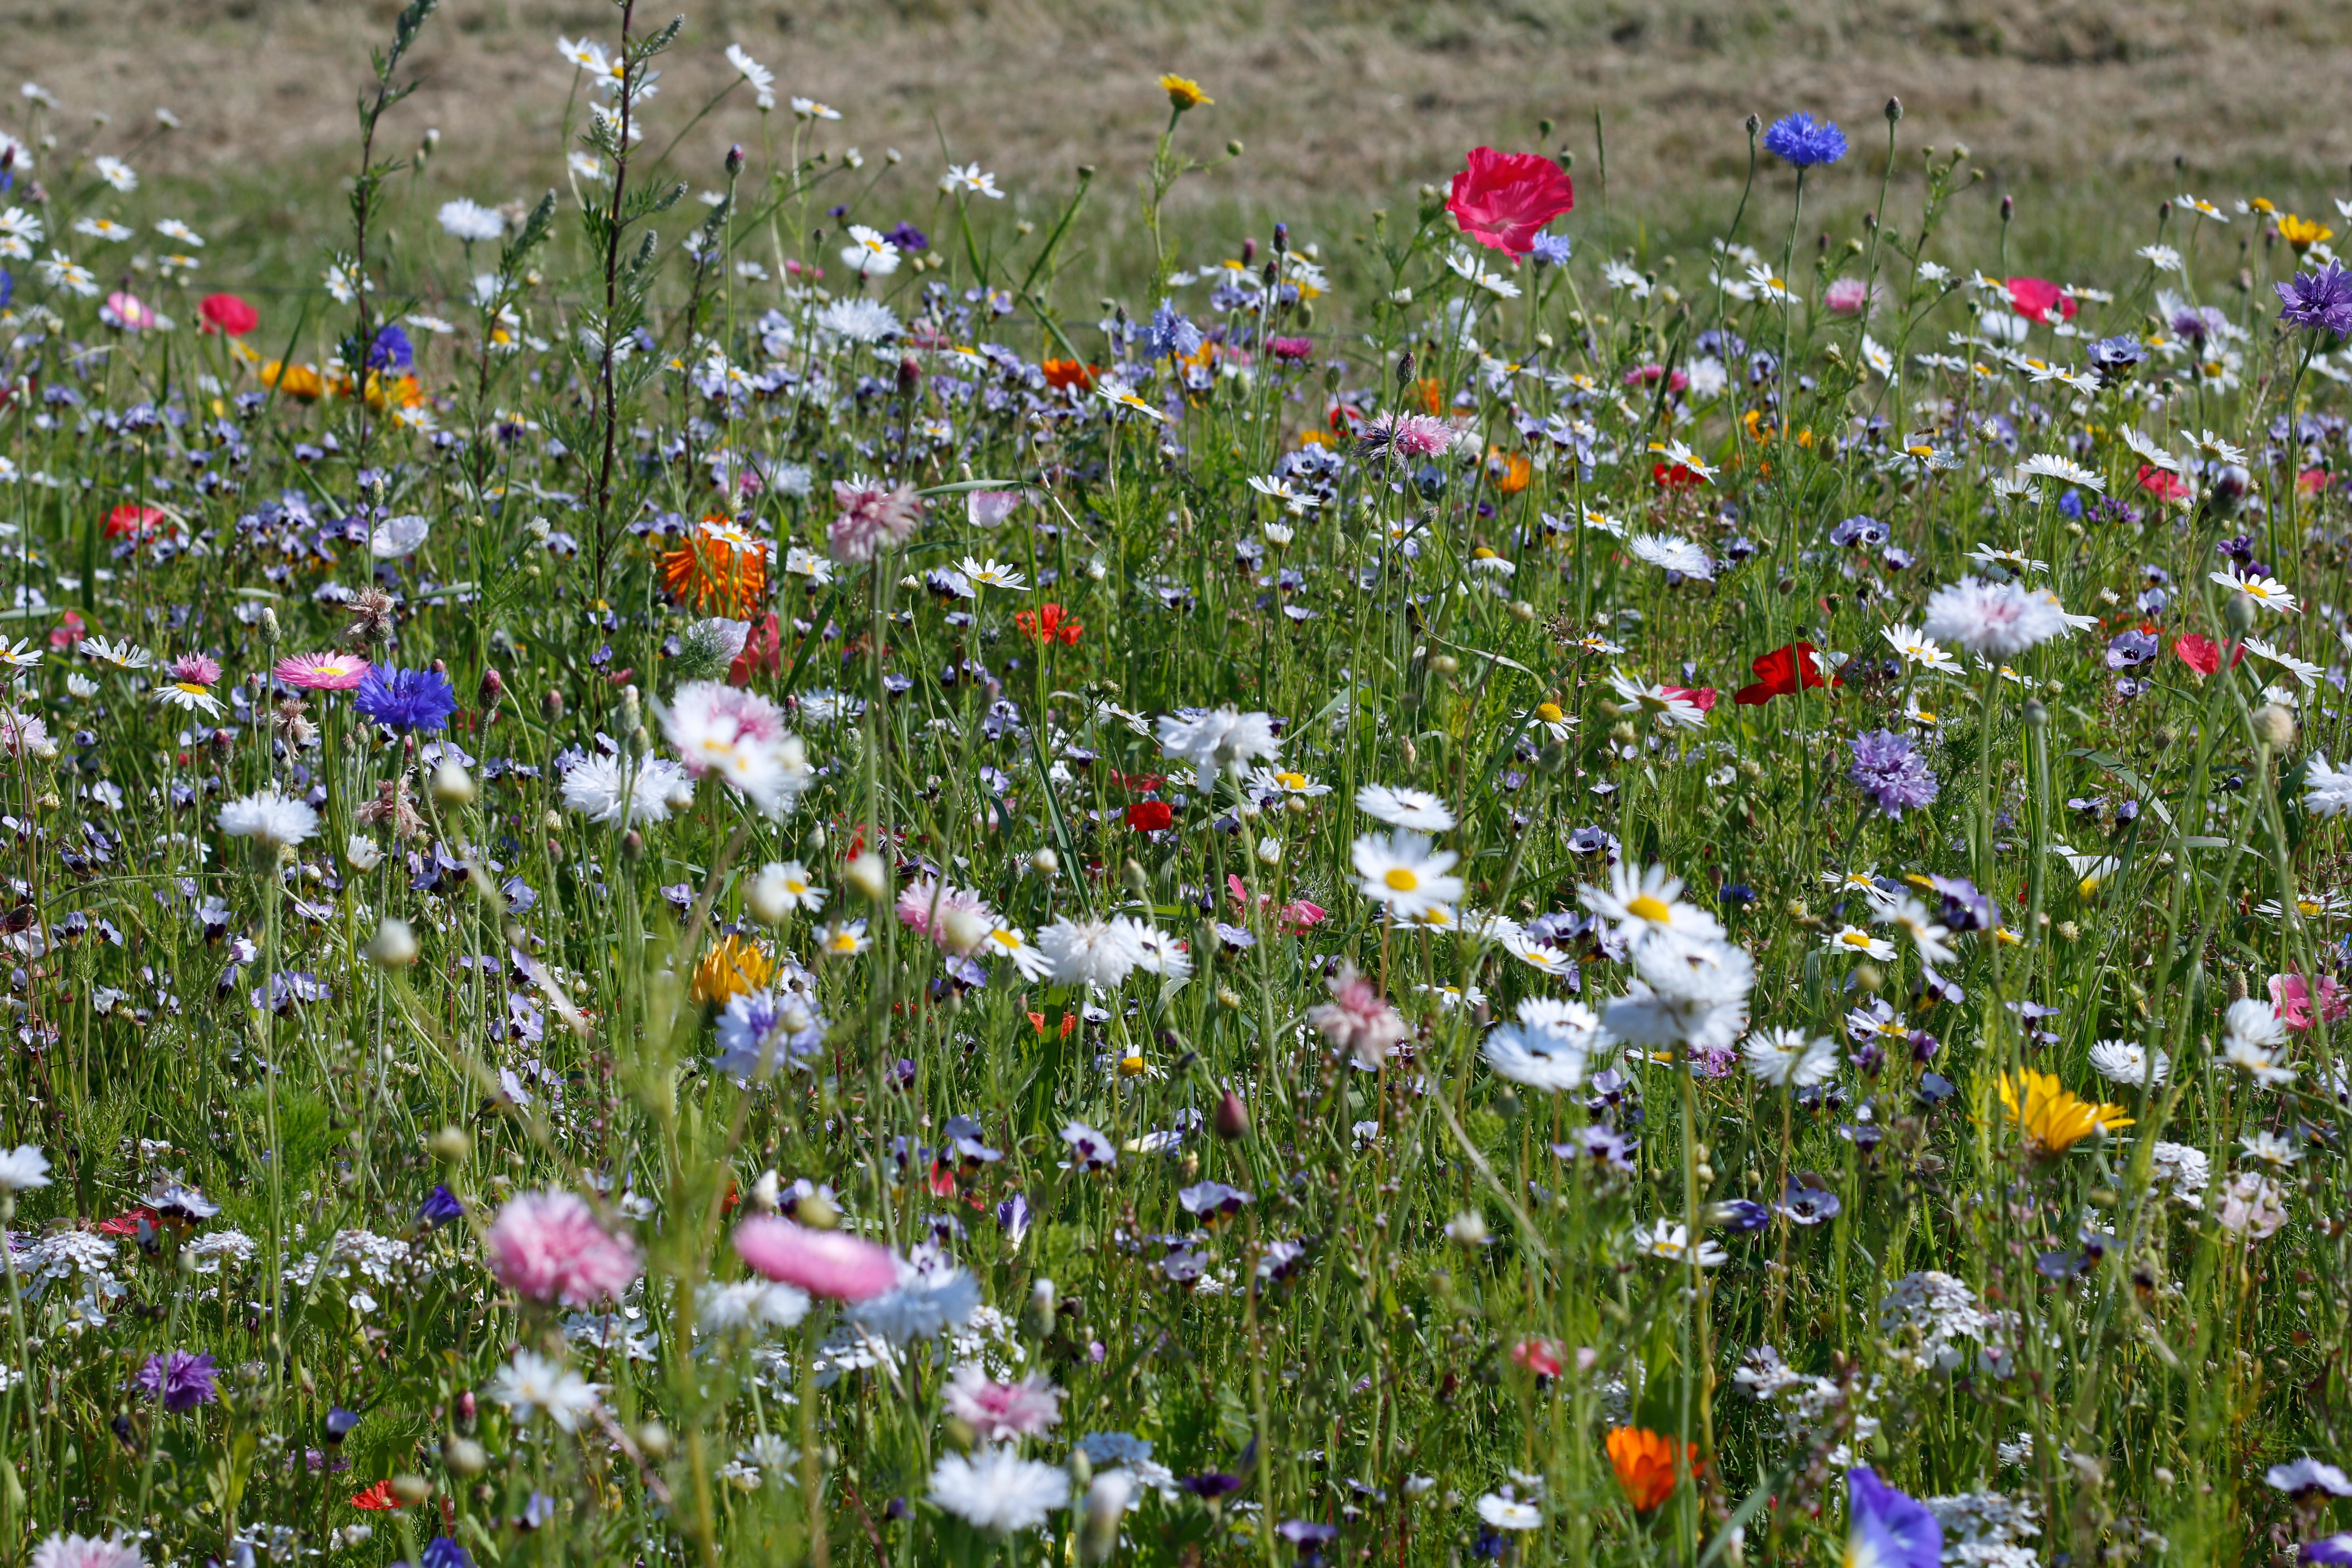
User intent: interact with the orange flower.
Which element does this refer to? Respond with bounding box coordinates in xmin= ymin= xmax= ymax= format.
xmin=348 ymin=1479 xmax=399 ymax=1511
xmin=1014 ymin=602 xmax=1083 ymax=645
xmin=659 ymin=516 xmax=770 ymax=619
xmin=1606 ymin=1426 xmax=1695 ymax=1512
xmin=1041 ymin=359 xmax=1098 ymax=392
xmin=1485 ymin=446 xmax=1532 ymax=494
xmin=1414 ymin=376 xmax=1448 ymax=415
xmin=693 ymin=934 xmax=778 ymax=1005
xmin=260 ymin=360 xmax=326 ymax=401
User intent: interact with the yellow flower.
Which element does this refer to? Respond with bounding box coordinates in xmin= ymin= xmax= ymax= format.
xmin=692 ymin=934 xmax=778 ymax=1005
xmin=1159 ymin=74 xmax=1212 ymax=112
xmin=1997 ymin=1069 xmax=2132 ymax=1154
xmin=2279 ymin=214 xmax=2334 ymax=254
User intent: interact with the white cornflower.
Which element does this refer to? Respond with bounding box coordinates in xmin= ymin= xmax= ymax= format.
xmin=218 ymin=790 xmax=319 ymax=849
xmin=1743 ymin=1028 xmax=1840 ymax=1087
xmin=1920 ymin=576 xmax=2069 ymax=657
xmin=927 ymin=1446 xmax=1068 ymax=1534
xmin=486 ymin=1349 xmax=602 ymax=1431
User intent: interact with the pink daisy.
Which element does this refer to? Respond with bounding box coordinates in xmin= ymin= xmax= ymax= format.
xmin=168 ymin=654 xmax=222 ymax=686
xmin=484 ymin=1189 xmax=642 ymax=1307
xmin=731 ymin=1215 xmax=898 ymax=1301
xmin=275 ymin=651 xmax=371 ymax=691
xmin=1360 ymin=412 xmax=1456 ymax=460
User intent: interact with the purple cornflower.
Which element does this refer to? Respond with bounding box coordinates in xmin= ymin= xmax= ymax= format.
xmin=421 ymin=1538 xmax=475 ymax=1568
xmin=2275 ymin=261 xmax=2352 ymax=336
xmin=1775 ymin=1181 xmax=1842 ymax=1225
xmin=354 ymin=666 xmax=458 ymax=733
xmin=418 ymin=1183 xmax=465 ymax=1227
xmin=2087 ymin=334 xmax=2146 ymax=382
xmin=366 ymin=324 xmax=415 ymax=372
xmin=1829 ymin=514 xmax=1887 ymax=548
xmin=1140 ymin=299 xmax=1203 ymax=361
xmin=1760 ymin=112 xmax=1847 ymax=168
xmin=137 ymin=1349 xmax=220 ymax=1412
xmin=2105 ymin=627 xmax=2159 ymax=669
xmin=882 ymin=221 xmax=929 ymax=253
xmin=1846 ymin=1467 xmax=1940 ymax=1568
xmin=1928 ymin=874 xmax=1996 ymax=933
xmin=1847 ymin=729 xmax=1940 ymax=818
xmin=1528 ymin=233 xmax=1573 ymax=265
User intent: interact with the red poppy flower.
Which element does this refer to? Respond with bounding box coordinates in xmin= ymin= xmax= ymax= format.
xmin=1125 ymin=800 xmax=1174 ymax=833
xmin=1734 ymin=641 xmax=1841 ymax=705
xmin=105 ymin=503 xmax=168 ymax=540
xmin=348 ymin=1480 xmax=400 ymax=1511
xmin=1510 ymin=1337 xmax=1564 ymax=1377
xmin=198 ymin=293 xmax=260 ymax=337
xmin=48 ymin=610 xmax=86 ymax=651
xmin=95 ymin=1207 xmax=162 ymax=1236
xmin=1652 ymin=461 xmax=1706 ymax=489
xmin=2136 ymin=465 xmax=2191 ymax=502
xmin=2173 ymin=633 xmax=2241 ymax=674
xmin=1014 ymin=603 xmax=1083 ymax=645
xmin=1445 ymin=147 xmax=1575 ymax=256
xmin=727 ymin=612 xmax=781 ymax=686
xmin=2004 ymin=277 xmax=2077 ymax=325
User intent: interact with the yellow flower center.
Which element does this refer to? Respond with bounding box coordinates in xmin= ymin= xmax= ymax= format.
xmin=1626 ymin=895 xmax=1672 ymax=923
xmin=1274 ymin=771 xmax=1307 ymax=789
xmin=1840 ymin=931 xmax=1872 ymax=948
xmin=1535 ymin=702 xmax=1564 ymax=723
xmin=1118 ymin=1054 xmax=1147 ymax=1077
xmin=1383 ymin=867 xmax=1419 ymax=893
xmin=175 ymin=682 xmax=209 ymax=696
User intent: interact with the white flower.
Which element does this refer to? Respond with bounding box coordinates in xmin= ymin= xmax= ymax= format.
xmin=956 ymin=556 xmax=1027 ymax=592
xmin=2209 ymin=569 xmax=2298 ymax=616
xmin=840 ymin=224 xmax=900 ymax=278
xmin=2149 ymin=1141 xmax=2211 ymax=1203
xmin=1354 ymin=782 xmax=1454 ymax=831
xmin=29 ymin=1535 xmax=143 ymax=1568
xmin=928 ymin=1446 xmax=1069 ymax=1534
xmin=2087 ymin=1039 xmax=2168 ymax=1089
xmin=1035 ymin=917 xmax=1143 ymax=988
xmin=790 ymin=97 xmax=842 ymax=120
xmin=93 ymin=155 xmax=137 ymax=192
xmin=750 ymin=860 xmax=827 ymax=918
xmin=724 ymin=44 xmax=777 ymax=110
xmin=485 ymin=1348 xmax=602 ymax=1431
xmin=1123 ymin=921 xmax=1193 ymax=982
xmin=697 ymin=1278 xmax=810 ymax=1333
xmin=218 ymin=790 xmax=319 ymax=849
xmin=815 ymin=298 xmax=901 ymax=343
xmin=1743 ymin=1028 xmax=1839 ymax=1087
xmin=1875 ymin=896 xmax=1957 ymax=967
xmin=2017 ymin=453 xmax=2103 ymax=491
xmin=1604 ymin=934 xmax=1753 ymax=1053
xmin=345 ymin=835 xmax=384 ymax=873
xmin=1352 ymin=830 xmax=1464 ymax=919
xmin=561 ymin=753 xmax=689 ymax=828
xmin=1880 ymin=624 xmax=1963 ymax=674
xmin=940 ymin=163 xmax=1004 ymax=199
xmin=437 ymin=199 xmax=507 ymax=243
xmin=1475 ymin=1493 xmax=1543 ymax=1530
xmin=978 ymin=924 xmax=1053 ymax=981
xmin=1606 ymin=669 xmax=1710 ymax=730
xmin=1822 ymin=924 xmax=1896 ymax=962
xmin=1628 ymin=532 xmax=1714 ymax=580
xmin=0 ymin=1143 xmax=50 ymax=1191
xmin=1920 ymin=576 xmax=2070 ymax=657
xmin=1635 ymin=1218 xmax=1727 ymax=1268
xmin=2303 ymin=752 xmax=2352 ymax=818
xmin=1156 ymin=706 xmax=1280 ymax=786
xmin=661 ymin=682 xmax=811 ymax=817
xmin=1483 ymin=998 xmax=1606 ymax=1092
xmin=848 ymin=1256 xmax=979 ymax=1343
xmin=1580 ymin=862 xmax=1724 ymax=946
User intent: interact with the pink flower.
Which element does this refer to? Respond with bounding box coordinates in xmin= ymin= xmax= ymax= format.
xmin=485 ymin=1189 xmax=642 ymax=1307
xmin=1445 ymin=147 xmax=1575 ymax=257
xmin=1361 ymin=412 xmax=1456 ymax=460
xmin=0 ymin=711 xmax=49 ymax=758
xmin=1268 ymin=336 xmax=1314 ymax=362
xmin=2138 ymin=465 xmax=2192 ymax=503
xmin=30 ymin=1533 xmax=145 ymax=1568
xmin=732 ymin=1215 xmax=898 ymax=1301
xmin=1664 ymin=685 xmax=1718 ymax=713
xmin=895 ymin=877 xmax=997 ymax=955
xmin=1822 ymin=277 xmax=1877 ymax=317
xmin=828 ymin=479 xmax=923 ymax=564
xmin=2268 ymin=972 xmax=2348 ymax=1031
xmin=943 ymin=1365 xmax=1064 ymax=1440
xmin=274 ymin=652 xmax=371 ymax=691
xmin=2217 ymin=1172 xmax=2288 ymax=1239
xmin=168 ymin=654 xmax=222 ymax=686
xmin=2004 ymin=276 xmax=2077 ymax=325
xmin=1307 ymin=961 xmax=1408 ymax=1067
xmin=967 ymin=490 xmax=1027 ymax=530
xmin=1225 ymin=874 xmax=1327 ymax=934
xmin=102 ymin=292 xmax=158 ymax=331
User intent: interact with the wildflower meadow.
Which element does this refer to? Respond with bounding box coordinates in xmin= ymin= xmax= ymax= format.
xmin=4 ymin=6 xmax=2352 ymax=1566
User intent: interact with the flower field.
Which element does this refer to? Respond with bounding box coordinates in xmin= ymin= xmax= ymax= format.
xmin=3 ymin=4 xmax=2352 ymax=1565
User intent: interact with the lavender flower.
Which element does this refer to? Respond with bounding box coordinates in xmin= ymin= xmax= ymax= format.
xmin=1760 ymin=112 xmax=1847 ymax=168
xmin=1848 ymin=730 xmax=1940 ymax=818
xmin=2105 ymin=628 xmax=2158 ymax=669
xmin=2275 ymin=261 xmax=2352 ymax=337
xmin=1140 ymin=300 xmax=1203 ymax=361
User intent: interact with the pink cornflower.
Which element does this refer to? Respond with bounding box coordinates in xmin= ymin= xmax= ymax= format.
xmin=30 ymin=1534 xmax=145 ymax=1568
xmin=943 ymin=1365 xmax=1065 ymax=1441
xmin=275 ymin=652 xmax=370 ymax=691
xmin=484 ymin=1189 xmax=642 ymax=1307
xmin=1822 ymin=277 xmax=1878 ymax=317
xmin=828 ymin=478 xmax=923 ymax=564
xmin=168 ymin=654 xmax=221 ymax=687
xmin=1360 ymin=412 xmax=1456 ymax=461
xmin=1307 ymin=961 xmax=1409 ymax=1067
xmin=0 ymin=711 xmax=49 ymax=758
xmin=732 ymin=1215 xmax=898 ymax=1301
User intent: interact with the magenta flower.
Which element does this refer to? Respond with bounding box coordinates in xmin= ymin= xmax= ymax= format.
xmin=168 ymin=654 xmax=222 ymax=686
xmin=1359 ymin=412 xmax=1455 ymax=461
xmin=136 ymin=1349 xmax=219 ymax=1412
xmin=1307 ymin=962 xmax=1408 ymax=1067
xmin=943 ymin=1365 xmax=1064 ymax=1440
xmin=485 ymin=1189 xmax=642 ymax=1307
xmin=274 ymin=651 xmax=370 ymax=691
xmin=731 ymin=1215 xmax=898 ymax=1301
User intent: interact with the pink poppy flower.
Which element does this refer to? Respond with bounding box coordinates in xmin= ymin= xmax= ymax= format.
xmin=1664 ymin=685 xmax=1718 ymax=713
xmin=275 ymin=652 xmax=371 ymax=691
xmin=1445 ymin=147 xmax=1575 ymax=257
xmin=2269 ymin=972 xmax=2348 ymax=1031
xmin=732 ymin=1215 xmax=897 ymax=1301
xmin=485 ymin=1189 xmax=642 ymax=1307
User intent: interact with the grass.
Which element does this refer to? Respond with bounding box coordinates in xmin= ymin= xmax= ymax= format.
xmin=0 ymin=2 xmax=2347 ymax=1566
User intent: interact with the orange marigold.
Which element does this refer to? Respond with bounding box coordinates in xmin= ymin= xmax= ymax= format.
xmin=1042 ymin=359 xmax=1098 ymax=392
xmin=660 ymin=517 xmax=770 ymax=619
xmin=260 ymin=360 xmax=327 ymax=402
xmin=1605 ymin=1426 xmax=1696 ymax=1512
xmin=1485 ymin=446 xmax=1532 ymax=494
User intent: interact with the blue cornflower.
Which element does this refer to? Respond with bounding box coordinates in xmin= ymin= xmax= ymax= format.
xmin=1845 ymin=1467 xmax=1941 ymax=1568
xmin=2087 ymin=334 xmax=2147 ymax=382
xmin=2276 ymin=261 xmax=2352 ymax=336
xmin=1761 ymin=111 xmax=1847 ymax=167
xmin=421 ymin=1539 xmax=475 ymax=1568
xmin=354 ymin=666 xmax=459 ymax=733
xmin=1140 ymin=299 xmax=1203 ymax=360
xmin=2105 ymin=628 xmax=2159 ymax=670
xmin=418 ymin=1183 xmax=464 ymax=1227
xmin=1528 ymin=232 xmax=1573 ymax=265
xmin=367 ymin=323 xmax=414 ymax=372
xmin=1848 ymin=730 xmax=1939 ymax=818
xmin=0 ymin=270 xmax=12 ymax=310
xmin=884 ymin=221 xmax=929 ymax=253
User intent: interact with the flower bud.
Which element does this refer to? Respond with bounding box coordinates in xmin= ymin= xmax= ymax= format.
xmin=1214 ymin=1089 xmax=1250 ymax=1141
xmin=635 ymin=1421 xmax=672 ymax=1460
xmin=366 ymin=917 xmax=419 ymax=969
xmin=260 ymin=606 xmax=281 ymax=645
xmin=2225 ymin=591 xmax=2257 ymax=633
xmin=428 ymin=1125 xmax=472 ymax=1163
xmin=478 ymin=667 xmax=505 ymax=709
xmin=441 ymin=1437 xmax=488 ymax=1477
xmin=2252 ymin=704 xmax=2296 ymax=751
xmin=1885 ymin=96 xmax=1904 ymax=123
xmin=1078 ymin=1472 xmax=1132 ymax=1564
xmin=430 ymin=758 xmax=475 ymax=805
xmin=390 ymin=1474 xmax=432 ymax=1506
xmin=1031 ymin=846 xmax=1060 ymax=877
xmin=797 ymin=1192 xmax=840 ymax=1230
xmin=846 ymin=851 xmax=888 ymax=903
xmin=346 ymin=835 xmax=383 ymax=873
xmin=725 ymin=143 xmax=746 ymax=176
